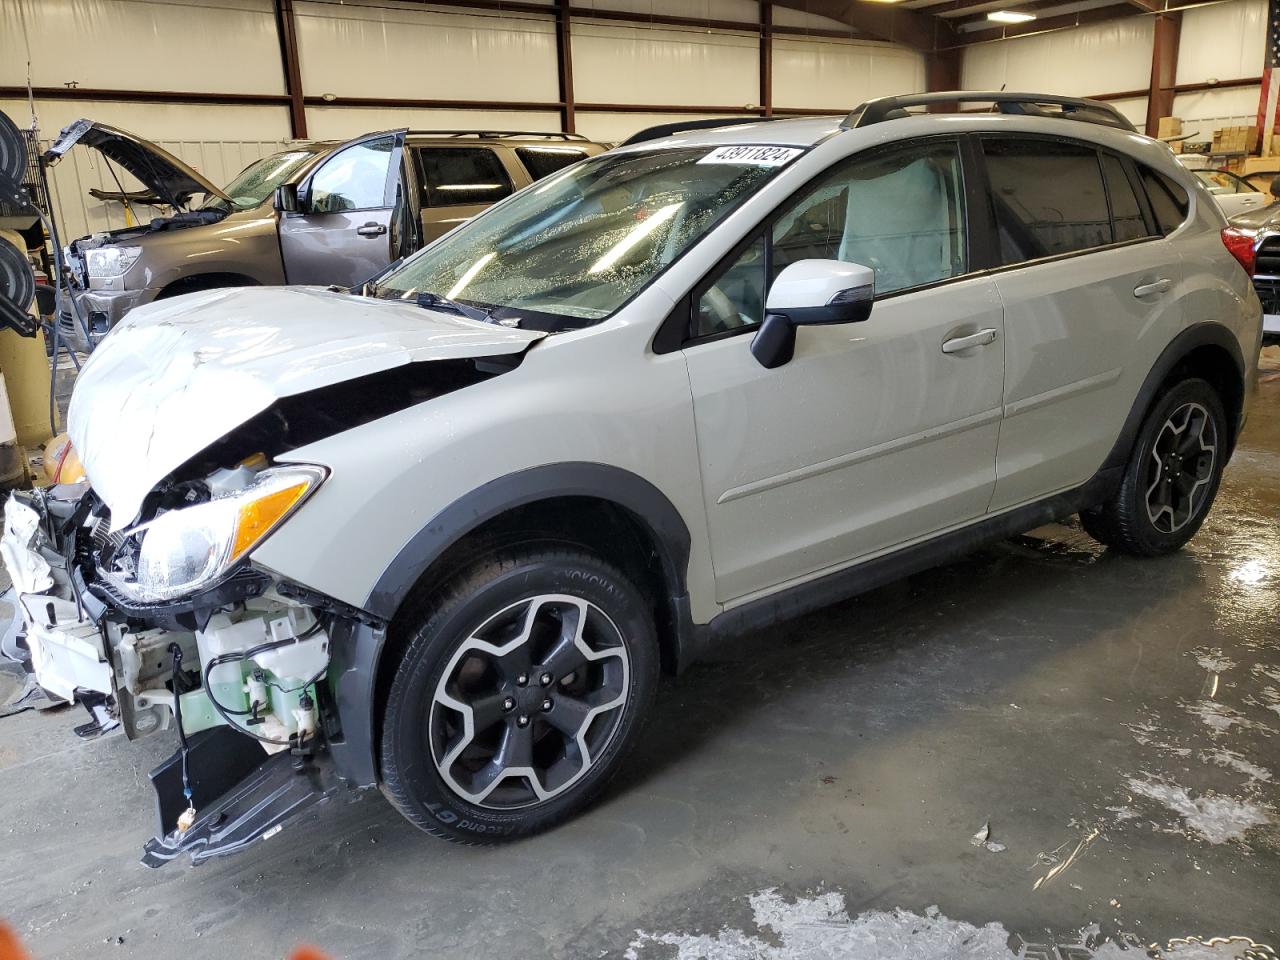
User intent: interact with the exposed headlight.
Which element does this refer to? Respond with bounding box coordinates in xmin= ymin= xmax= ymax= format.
xmin=85 ymin=245 xmax=142 ymax=278
xmin=106 ymin=465 xmax=326 ymax=603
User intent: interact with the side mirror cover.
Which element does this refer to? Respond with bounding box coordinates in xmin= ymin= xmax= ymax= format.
xmin=274 ymin=183 xmax=301 ymax=213
xmin=750 ymin=259 xmax=875 ymax=368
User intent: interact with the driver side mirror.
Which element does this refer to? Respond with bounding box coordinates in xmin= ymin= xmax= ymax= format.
xmin=750 ymin=259 xmax=874 ymax=369
xmin=274 ymin=183 xmax=301 ymax=213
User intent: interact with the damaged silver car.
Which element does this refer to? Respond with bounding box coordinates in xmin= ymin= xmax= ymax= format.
xmin=2 ymin=96 xmax=1261 ymax=867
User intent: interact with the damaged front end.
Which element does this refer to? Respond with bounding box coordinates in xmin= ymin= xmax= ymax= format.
xmin=1 ymin=468 xmax=379 ymax=867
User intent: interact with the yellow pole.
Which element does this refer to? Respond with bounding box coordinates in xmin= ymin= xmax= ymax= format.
xmin=0 ymin=230 xmax=54 ymax=448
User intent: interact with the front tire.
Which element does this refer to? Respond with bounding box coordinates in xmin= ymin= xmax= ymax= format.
xmin=1081 ymin=377 xmax=1227 ymax=556
xmin=380 ymin=546 xmax=659 ymax=844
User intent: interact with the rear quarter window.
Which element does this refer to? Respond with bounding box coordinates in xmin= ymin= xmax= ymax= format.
xmin=414 ymin=147 xmax=513 ymax=206
xmin=516 ymin=146 xmax=590 ymax=181
xmin=1138 ymin=166 xmax=1190 ymax=235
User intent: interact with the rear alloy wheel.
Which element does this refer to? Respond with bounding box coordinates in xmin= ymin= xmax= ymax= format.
xmin=1080 ymin=377 xmax=1227 ymax=556
xmin=381 ymin=548 xmax=658 ymax=843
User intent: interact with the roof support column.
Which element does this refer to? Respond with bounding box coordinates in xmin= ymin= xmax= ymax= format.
xmin=1144 ymin=11 xmax=1181 ymax=137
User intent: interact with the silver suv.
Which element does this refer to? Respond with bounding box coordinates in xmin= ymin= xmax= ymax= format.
xmin=2 ymin=93 xmax=1261 ymax=865
xmin=50 ymin=122 xmax=604 ymax=350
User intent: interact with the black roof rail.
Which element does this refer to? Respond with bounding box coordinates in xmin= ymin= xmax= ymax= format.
xmin=406 ymin=130 xmax=591 ymax=141
xmin=842 ymin=91 xmax=1136 ymax=133
xmin=619 ymin=116 xmax=795 ymax=147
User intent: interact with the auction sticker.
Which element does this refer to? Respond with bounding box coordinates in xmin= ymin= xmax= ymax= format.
xmin=698 ymin=145 xmax=803 ymax=166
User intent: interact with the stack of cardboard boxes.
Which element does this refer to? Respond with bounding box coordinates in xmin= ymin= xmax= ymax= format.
xmin=1158 ymin=115 xmax=1275 ymax=176
xmin=1211 ymin=125 xmax=1261 ymax=163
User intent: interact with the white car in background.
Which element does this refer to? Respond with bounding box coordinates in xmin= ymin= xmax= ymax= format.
xmin=1189 ymin=167 xmax=1270 ymax=218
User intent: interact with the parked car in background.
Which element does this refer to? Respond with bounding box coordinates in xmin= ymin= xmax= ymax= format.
xmin=1189 ymin=167 xmax=1270 ymax=218
xmin=49 ymin=121 xmax=606 ymax=351
xmin=3 ymin=93 xmax=1260 ymax=866
xmin=1228 ymin=194 xmax=1280 ymax=345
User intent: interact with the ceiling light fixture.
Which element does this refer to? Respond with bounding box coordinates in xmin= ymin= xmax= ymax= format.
xmin=987 ymin=10 xmax=1036 ymax=22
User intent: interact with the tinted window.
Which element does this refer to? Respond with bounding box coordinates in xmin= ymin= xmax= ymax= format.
xmin=516 ymin=146 xmax=589 ymax=181
xmin=1101 ymin=153 xmax=1149 ymax=243
xmin=772 ymin=141 xmax=966 ymax=296
xmin=983 ymin=139 xmax=1111 ymax=263
xmin=1138 ymin=166 xmax=1190 ymax=235
xmin=309 ymin=138 xmax=393 ymax=213
xmin=415 ymin=147 xmax=513 ymax=206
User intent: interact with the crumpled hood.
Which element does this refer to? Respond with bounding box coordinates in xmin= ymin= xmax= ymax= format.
xmin=67 ymin=286 xmax=545 ymax=527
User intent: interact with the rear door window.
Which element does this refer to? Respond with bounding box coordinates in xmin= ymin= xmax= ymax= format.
xmin=1100 ymin=153 xmax=1150 ymax=243
xmin=982 ymin=138 xmax=1112 ymax=264
xmin=1138 ymin=166 xmax=1190 ymax=235
xmin=414 ymin=147 xmax=513 ymax=206
xmin=516 ymin=146 xmax=590 ymax=181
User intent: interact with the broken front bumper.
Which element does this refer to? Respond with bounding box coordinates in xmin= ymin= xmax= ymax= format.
xmin=1 ymin=488 xmax=359 ymax=866
xmin=57 ymin=286 xmax=156 ymax=353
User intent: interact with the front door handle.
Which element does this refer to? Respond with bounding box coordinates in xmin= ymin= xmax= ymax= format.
xmin=1133 ymin=278 xmax=1171 ymax=298
xmin=941 ymin=328 xmax=998 ymax=354
xmin=356 ymin=221 xmax=388 ymax=238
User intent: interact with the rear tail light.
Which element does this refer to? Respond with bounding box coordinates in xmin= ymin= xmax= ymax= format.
xmin=1221 ymin=227 xmax=1257 ymax=276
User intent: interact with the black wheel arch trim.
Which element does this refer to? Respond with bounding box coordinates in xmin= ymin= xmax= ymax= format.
xmin=327 ymin=463 xmax=696 ymax=787
xmin=1097 ymin=320 xmax=1246 ymax=476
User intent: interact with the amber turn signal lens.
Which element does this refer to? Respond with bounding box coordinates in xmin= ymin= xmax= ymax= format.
xmin=231 ymin=481 xmax=311 ymax=560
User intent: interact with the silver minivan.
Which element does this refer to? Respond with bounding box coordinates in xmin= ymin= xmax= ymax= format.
xmin=50 ymin=121 xmax=605 ymax=350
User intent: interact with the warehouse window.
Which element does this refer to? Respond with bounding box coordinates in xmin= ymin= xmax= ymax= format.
xmin=1100 ymin=154 xmax=1149 ymax=243
xmin=415 ymin=148 xmax=513 ymax=206
xmin=1138 ymin=166 xmax=1190 ymax=236
xmin=983 ymin=139 xmax=1111 ymax=263
xmin=517 ymin=146 xmax=589 ymax=181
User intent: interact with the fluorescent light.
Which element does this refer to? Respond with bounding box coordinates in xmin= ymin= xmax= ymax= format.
xmin=987 ymin=10 xmax=1036 ymax=22
xmin=589 ymin=203 xmax=683 ymax=274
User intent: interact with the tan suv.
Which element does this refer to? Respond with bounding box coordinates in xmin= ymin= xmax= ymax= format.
xmin=50 ymin=122 xmax=606 ymax=350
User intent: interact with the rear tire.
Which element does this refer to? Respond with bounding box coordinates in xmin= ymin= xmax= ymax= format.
xmin=380 ymin=546 xmax=659 ymax=844
xmin=1080 ymin=377 xmax=1227 ymax=556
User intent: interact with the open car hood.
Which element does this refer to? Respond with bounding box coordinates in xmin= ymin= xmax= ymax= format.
xmin=45 ymin=119 xmax=232 ymax=208
xmin=67 ymin=287 xmax=546 ymax=526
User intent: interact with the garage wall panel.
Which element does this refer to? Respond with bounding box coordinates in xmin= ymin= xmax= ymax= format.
xmin=305 ymin=106 xmax=563 ymax=141
xmin=1173 ymin=86 xmax=1264 ymax=145
xmin=0 ymin=0 xmax=284 ymax=95
xmin=961 ymin=17 xmax=1154 ymax=97
xmin=773 ymin=39 xmax=924 ymax=110
xmin=573 ymin=0 xmax=759 ymax=20
xmin=572 ymin=21 xmax=759 ymax=107
xmin=1176 ymin=0 xmax=1266 ymax=84
xmin=295 ymin=2 xmax=559 ymax=102
xmin=573 ymin=111 xmax=743 ymax=143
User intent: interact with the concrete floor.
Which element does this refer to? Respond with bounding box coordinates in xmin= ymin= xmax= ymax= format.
xmin=3 ymin=358 xmax=1280 ymax=959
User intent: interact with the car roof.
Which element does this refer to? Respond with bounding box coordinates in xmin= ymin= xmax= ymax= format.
xmin=617 ymin=111 xmax=1177 ymax=173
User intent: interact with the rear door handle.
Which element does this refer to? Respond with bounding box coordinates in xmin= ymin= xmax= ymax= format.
xmin=1133 ymin=278 xmax=1171 ymax=298
xmin=356 ymin=222 xmax=387 ymax=238
xmin=941 ymin=328 xmax=998 ymax=354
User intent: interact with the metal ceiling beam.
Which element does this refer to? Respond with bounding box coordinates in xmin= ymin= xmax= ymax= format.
xmin=771 ymin=0 xmax=949 ymax=51
xmin=554 ymin=0 xmax=575 ymax=133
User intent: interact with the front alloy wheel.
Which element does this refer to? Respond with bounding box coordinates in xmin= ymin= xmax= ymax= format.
xmin=429 ymin=594 xmax=630 ymax=809
xmin=380 ymin=547 xmax=658 ymax=843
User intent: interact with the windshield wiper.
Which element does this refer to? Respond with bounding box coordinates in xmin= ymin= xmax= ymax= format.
xmin=414 ymin=291 xmax=492 ymax=323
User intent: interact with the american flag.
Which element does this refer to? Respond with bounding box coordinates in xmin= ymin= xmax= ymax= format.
xmin=1260 ymin=0 xmax=1280 ymax=155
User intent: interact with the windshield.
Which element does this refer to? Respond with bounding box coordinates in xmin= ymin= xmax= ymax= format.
xmin=370 ymin=145 xmax=801 ymax=327
xmin=201 ymin=148 xmax=319 ymax=211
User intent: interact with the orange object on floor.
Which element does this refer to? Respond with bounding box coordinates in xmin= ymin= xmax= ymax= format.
xmin=0 ymin=923 xmax=30 ymax=960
